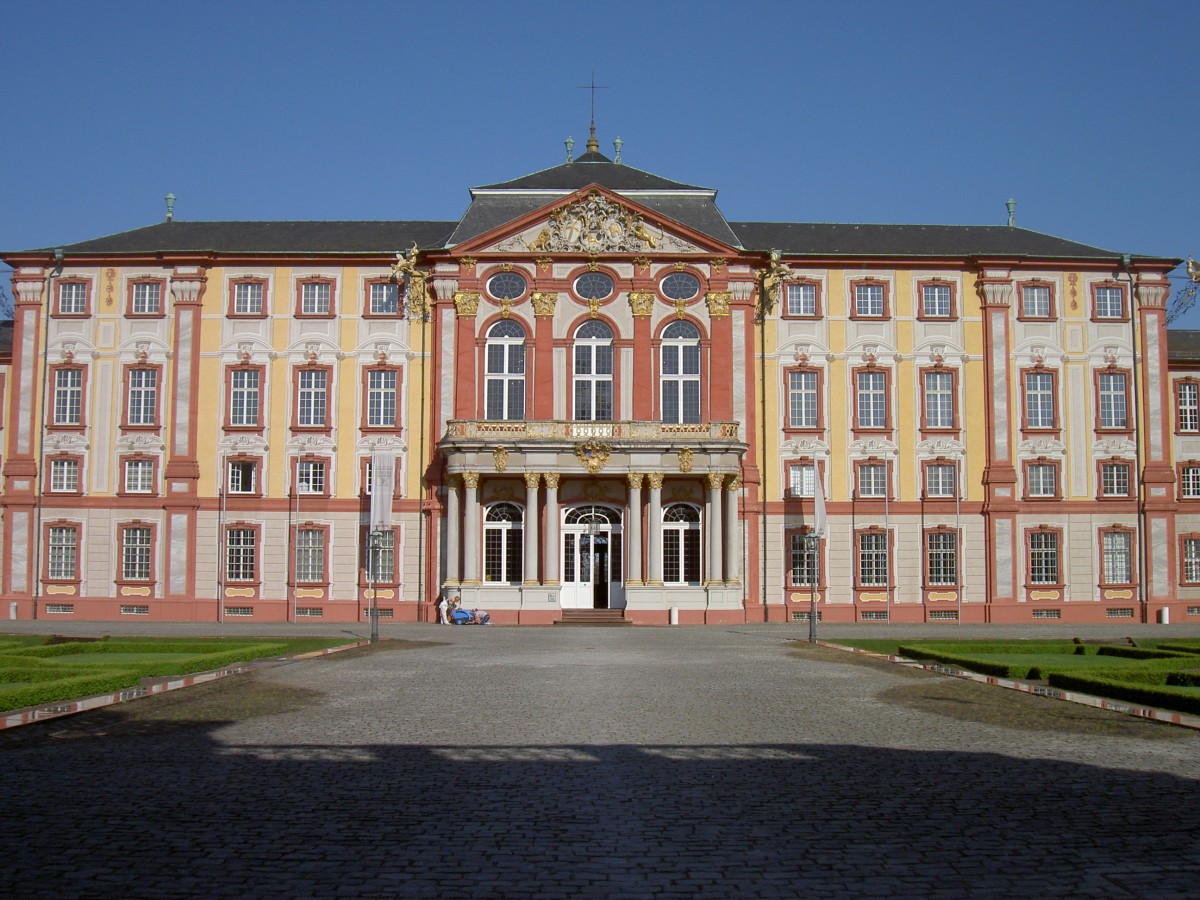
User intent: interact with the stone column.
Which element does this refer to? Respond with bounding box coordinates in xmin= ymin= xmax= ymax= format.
xmin=462 ymin=472 xmax=480 ymax=584
xmin=647 ymin=472 xmax=663 ymax=585
xmin=706 ymin=472 xmax=724 ymax=584
xmin=626 ymin=473 xmax=643 ymax=584
xmin=544 ymin=473 xmax=560 ymax=584
xmin=725 ymin=475 xmax=741 ymax=584
xmin=444 ymin=475 xmax=461 ymax=584
xmin=524 ymin=472 xmax=540 ymax=584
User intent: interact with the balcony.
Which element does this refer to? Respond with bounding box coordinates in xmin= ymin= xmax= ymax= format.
xmin=444 ymin=420 xmax=741 ymax=443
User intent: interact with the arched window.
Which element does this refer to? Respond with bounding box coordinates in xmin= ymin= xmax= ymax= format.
xmin=484 ymin=503 xmax=523 ymax=583
xmin=485 ymin=320 xmax=526 ymax=421
xmin=662 ymin=503 xmax=701 ymax=584
xmin=573 ymin=321 xmax=614 ymax=421
xmin=661 ymin=320 xmax=701 ymax=424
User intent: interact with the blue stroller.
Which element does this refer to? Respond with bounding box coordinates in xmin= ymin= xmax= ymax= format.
xmin=451 ymin=608 xmax=490 ymax=625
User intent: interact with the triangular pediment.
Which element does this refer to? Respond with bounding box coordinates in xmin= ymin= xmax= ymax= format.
xmin=451 ymin=186 xmax=737 ymax=257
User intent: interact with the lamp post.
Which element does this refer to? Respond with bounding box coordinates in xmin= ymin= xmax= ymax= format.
xmin=368 ymin=529 xmax=384 ymax=644
xmin=807 ymin=533 xmax=819 ymax=643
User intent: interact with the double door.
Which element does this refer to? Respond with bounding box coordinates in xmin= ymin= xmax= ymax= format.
xmin=561 ymin=506 xmax=625 ymax=609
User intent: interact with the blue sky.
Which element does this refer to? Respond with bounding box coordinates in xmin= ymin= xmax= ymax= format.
xmin=4 ymin=0 xmax=1199 ymax=322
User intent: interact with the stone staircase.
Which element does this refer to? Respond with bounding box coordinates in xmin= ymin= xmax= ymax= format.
xmin=554 ymin=608 xmax=633 ymax=627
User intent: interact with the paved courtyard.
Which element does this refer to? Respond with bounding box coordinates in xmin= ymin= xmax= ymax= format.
xmin=2 ymin=624 xmax=1199 ymax=897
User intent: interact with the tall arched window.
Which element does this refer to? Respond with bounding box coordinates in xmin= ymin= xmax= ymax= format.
xmin=661 ymin=320 xmax=701 ymax=424
xmin=485 ymin=320 xmax=526 ymax=421
xmin=662 ymin=503 xmax=701 ymax=584
xmin=573 ymin=321 xmax=614 ymax=421
xmin=483 ymin=503 xmax=523 ymax=583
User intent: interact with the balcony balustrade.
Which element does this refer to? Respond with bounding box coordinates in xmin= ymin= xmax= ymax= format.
xmin=444 ymin=419 xmax=741 ymax=444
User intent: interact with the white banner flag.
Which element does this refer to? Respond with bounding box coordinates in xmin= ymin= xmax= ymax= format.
xmin=370 ymin=451 xmax=396 ymax=531
xmin=813 ymin=474 xmax=827 ymax=539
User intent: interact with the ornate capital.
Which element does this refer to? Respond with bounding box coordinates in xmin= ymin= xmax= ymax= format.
xmin=707 ymin=472 xmax=725 ymax=491
xmin=531 ymin=291 xmax=558 ymax=317
xmin=534 ymin=256 xmax=553 ymax=273
xmin=458 ymin=257 xmax=477 ymax=271
xmin=462 ymin=471 xmax=480 ymax=489
xmin=628 ymin=291 xmax=655 ymax=317
xmin=1135 ymin=278 xmax=1169 ymax=311
xmin=647 ymin=472 xmax=664 ymax=490
xmin=710 ymin=257 xmax=727 ymax=274
xmin=13 ymin=278 xmax=45 ymax=307
xmin=524 ymin=471 xmax=541 ymax=490
xmin=725 ymin=475 xmax=741 ymax=491
xmin=633 ymin=256 xmax=652 ymax=273
xmin=976 ymin=270 xmax=1013 ymax=308
xmin=170 ymin=268 xmax=207 ymax=305
xmin=446 ymin=473 xmax=462 ymax=490
xmin=705 ymin=291 xmax=732 ymax=317
xmin=627 ymin=472 xmax=644 ymax=490
xmin=543 ymin=472 xmax=560 ymax=489
xmin=454 ymin=291 xmax=481 ymax=317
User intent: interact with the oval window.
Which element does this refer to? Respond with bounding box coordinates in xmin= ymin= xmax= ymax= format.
xmin=487 ymin=272 xmax=527 ymax=300
xmin=660 ymin=272 xmax=700 ymax=301
xmin=574 ymin=272 xmax=614 ymax=301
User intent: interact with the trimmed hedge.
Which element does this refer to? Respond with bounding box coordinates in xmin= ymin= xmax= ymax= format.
xmin=3 ymin=640 xmax=280 ymax=659
xmin=1096 ymin=646 xmax=1194 ymax=661
xmin=1047 ymin=670 xmax=1200 ymax=716
xmin=0 ymin=669 xmax=143 ymax=711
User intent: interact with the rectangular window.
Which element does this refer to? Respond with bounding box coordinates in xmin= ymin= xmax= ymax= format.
xmin=295 ymin=528 xmax=326 ymax=584
xmin=301 ymin=282 xmax=331 ymax=316
xmin=48 ymin=526 xmax=79 ymax=580
xmin=1024 ymin=372 xmax=1055 ymax=429
xmin=857 ymin=532 xmax=889 ymax=586
xmin=1102 ymin=531 xmax=1132 ymax=584
xmin=923 ymin=371 xmax=955 ymax=429
xmin=58 ymin=282 xmax=88 ymax=315
xmin=229 ymin=369 xmax=261 ymax=427
xmin=366 ymin=369 xmax=397 ymax=428
xmin=226 ymin=528 xmax=257 ymax=582
xmin=126 ymin=369 xmax=158 ymax=426
xmin=296 ymin=460 xmax=326 ymax=495
xmin=1021 ymin=284 xmax=1052 ymax=318
xmin=1098 ymin=372 xmax=1128 ymax=429
xmin=1029 ymin=532 xmax=1060 ymax=585
xmin=921 ymin=283 xmax=952 ymax=318
xmin=787 ymin=371 xmax=818 ymax=429
xmin=49 ymin=458 xmax=79 ymax=493
xmin=786 ymin=283 xmax=817 ymax=317
xmin=123 ymin=459 xmax=154 ymax=494
xmin=366 ymin=529 xmax=397 ymax=583
xmin=854 ymin=283 xmax=885 ymax=317
xmin=297 ymin=369 xmax=328 ymax=427
xmin=858 ymin=463 xmax=887 ymax=498
xmin=1100 ymin=463 xmax=1130 ymax=498
xmin=53 ymin=368 xmax=83 ymax=426
xmin=370 ymin=282 xmax=400 ymax=315
xmin=925 ymin=463 xmax=957 ymax=498
xmin=131 ymin=282 xmax=161 ymax=315
xmin=1027 ymin=463 xmax=1058 ymax=498
xmin=1178 ymin=382 xmax=1200 ymax=432
xmin=927 ymin=531 xmax=958 ymax=586
xmin=789 ymin=533 xmax=820 ymax=586
xmin=856 ymin=371 xmax=887 ymax=429
xmin=1183 ymin=538 xmax=1200 ymax=583
xmin=234 ymin=281 xmax=264 ymax=316
xmin=1094 ymin=286 xmax=1124 ymax=319
xmin=228 ymin=460 xmax=258 ymax=495
xmin=121 ymin=526 xmax=153 ymax=581
xmin=1182 ymin=466 xmax=1200 ymax=498
xmin=788 ymin=463 xmax=816 ymax=498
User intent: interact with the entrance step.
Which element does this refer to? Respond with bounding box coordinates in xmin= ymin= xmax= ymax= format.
xmin=555 ymin=609 xmax=633 ymax=627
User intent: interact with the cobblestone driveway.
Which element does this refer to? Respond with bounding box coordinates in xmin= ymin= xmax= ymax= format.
xmin=3 ymin=626 xmax=1198 ymax=897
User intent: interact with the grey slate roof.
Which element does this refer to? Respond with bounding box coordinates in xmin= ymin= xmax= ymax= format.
xmin=473 ymin=154 xmax=710 ymax=193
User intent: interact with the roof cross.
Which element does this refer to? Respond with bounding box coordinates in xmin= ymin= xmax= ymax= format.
xmin=577 ymin=73 xmax=608 ymax=152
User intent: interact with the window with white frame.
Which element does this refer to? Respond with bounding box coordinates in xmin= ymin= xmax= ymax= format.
xmin=1178 ymin=382 xmax=1200 ymax=432
xmin=926 ymin=531 xmax=958 ymax=586
xmin=1100 ymin=463 xmax=1130 ymax=497
xmin=297 ymin=369 xmax=328 ymax=427
xmin=123 ymin=459 xmax=154 ymax=493
xmin=228 ymin=460 xmax=257 ymax=495
xmin=229 ymin=369 xmax=261 ymax=427
xmin=1094 ymin=286 xmax=1124 ymax=319
xmin=226 ymin=528 xmax=257 ymax=582
xmin=786 ymin=283 xmax=817 ymax=316
xmin=295 ymin=528 xmax=326 ymax=584
xmin=485 ymin=320 xmax=526 ymax=421
xmin=856 ymin=371 xmax=887 ymax=429
xmin=661 ymin=320 xmax=701 ymax=424
xmin=49 ymin=459 xmax=79 ymax=492
xmin=1023 ymin=372 xmax=1055 ymax=429
xmin=370 ymin=282 xmax=400 ymax=315
xmin=788 ymin=463 xmax=816 ymax=498
xmin=483 ymin=503 xmax=523 ymax=583
xmin=53 ymin=369 xmax=83 ymax=426
xmin=923 ymin=371 xmax=955 ymax=429
xmin=1102 ymin=531 xmax=1132 ymax=584
xmin=1182 ymin=466 xmax=1200 ymax=498
xmin=48 ymin=526 xmax=79 ymax=580
xmin=789 ymin=532 xmax=820 ymax=586
xmin=58 ymin=282 xmax=87 ymax=315
xmin=1027 ymin=463 xmax=1058 ymax=498
xmin=296 ymin=460 xmax=326 ymax=495
xmin=234 ymin=281 xmax=264 ymax=315
xmin=922 ymin=283 xmax=952 ymax=318
xmin=366 ymin=369 xmax=397 ymax=428
xmin=857 ymin=463 xmax=887 ymax=498
xmin=1098 ymin=372 xmax=1128 ymax=429
xmin=857 ymin=531 xmax=889 ymax=586
xmin=854 ymin=283 xmax=884 ymax=317
xmin=122 ymin=526 xmax=152 ymax=581
xmin=126 ymin=369 xmax=158 ymax=426
xmin=1183 ymin=537 xmax=1200 ymax=583
xmin=1021 ymin=284 xmax=1051 ymax=317
xmin=925 ymin=463 xmax=957 ymax=498
xmin=787 ymin=370 xmax=818 ymax=429
xmin=573 ymin=321 xmax=614 ymax=421
xmin=366 ymin=529 xmax=396 ymax=583
xmin=301 ymin=282 xmax=331 ymax=315
xmin=132 ymin=282 xmax=161 ymax=315
xmin=662 ymin=504 xmax=701 ymax=584
xmin=1028 ymin=531 xmax=1060 ymax=584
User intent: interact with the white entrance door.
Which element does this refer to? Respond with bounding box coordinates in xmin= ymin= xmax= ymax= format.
xmin=561 ymin=506 xmax=625 ymax=609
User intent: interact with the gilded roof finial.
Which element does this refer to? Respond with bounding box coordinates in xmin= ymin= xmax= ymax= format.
xmin=586 ymin=121 xmax=599 ymax=154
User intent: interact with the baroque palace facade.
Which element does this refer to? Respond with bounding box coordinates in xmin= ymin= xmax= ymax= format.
xmin=2 ymin=130 xmax=1196 ymax=626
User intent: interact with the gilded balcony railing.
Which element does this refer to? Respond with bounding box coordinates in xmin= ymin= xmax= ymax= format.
xmin=444 ymin=420 xmax=741 ymax=442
